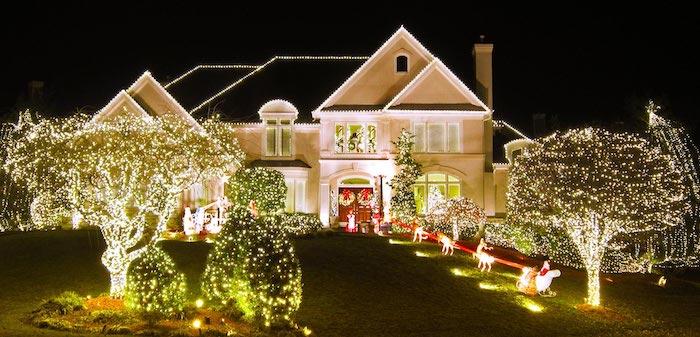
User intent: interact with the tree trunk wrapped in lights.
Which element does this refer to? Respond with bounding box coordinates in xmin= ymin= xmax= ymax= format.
xmin=507 ymin=127 xmax=689 ymax=306
xmin=4 ymin=112 xmax=245 ymax=297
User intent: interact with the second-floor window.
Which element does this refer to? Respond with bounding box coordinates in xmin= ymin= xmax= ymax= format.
xmin=335 ymin=123 xmax=377 ymax=154
xmin=413 ymin=122 xmax=460 ymax=153
xmin=266 ymin=119 xmax=292 ymax=156
xmin=396 ymin=55 xmax=408 ymax=73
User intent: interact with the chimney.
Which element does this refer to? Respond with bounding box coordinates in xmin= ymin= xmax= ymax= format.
xmin=472 ymin=35 xmax=493 ymax=110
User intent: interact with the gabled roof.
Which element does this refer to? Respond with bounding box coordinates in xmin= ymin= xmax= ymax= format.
xmin=92 ymin=90 xmax=151 ymax=123
xmin=384 ymin=59 xmax=489 ymax=114
xmin=313 ymin=26 xmax=489 ymax=117
xmin=94 ymin=71 xmax=202 ymax=131
xmin=164 ymin=57 xmax=367 ymax=123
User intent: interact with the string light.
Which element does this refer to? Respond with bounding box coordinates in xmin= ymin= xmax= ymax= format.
xmin=228 ymin=167 xmax=287 ymax=215
xmin=506 ymin=127 xmax=689 ymax=306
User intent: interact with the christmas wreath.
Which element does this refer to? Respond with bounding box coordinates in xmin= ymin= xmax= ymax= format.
xmin=338 ymin=190 xmax=355 ymax=206
xmin=357 ymin=188 xmax=373 ymax=206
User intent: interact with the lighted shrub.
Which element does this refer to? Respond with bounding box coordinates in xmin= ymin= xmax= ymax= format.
xmin=201 ymin=210 xmax=302 ymax=329
xmin=124 ymin=245 xmax=187 ymax=323
xmin=201 ymin=205 xmax=257 ymax=306
xmin=228 ymin=167 xmax=287 ymax=214
xmin=280 ymin=213 xmax=323 ymax=236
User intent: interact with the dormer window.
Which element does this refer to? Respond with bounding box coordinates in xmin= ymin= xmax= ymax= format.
xmin=396 ymin=55 xmax=408 ymax=73
xmin=258 ymin=99 xmax=298 ymax=157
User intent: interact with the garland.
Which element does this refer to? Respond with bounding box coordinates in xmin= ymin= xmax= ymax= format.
xmin=338 ymin=190 xmax=355 ymax=206
xmin=357 ymin=188 xmax=373 ymax=206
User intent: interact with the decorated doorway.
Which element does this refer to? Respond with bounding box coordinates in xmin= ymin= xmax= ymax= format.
xmin=337 ymin=178 xmax=375 ymax=228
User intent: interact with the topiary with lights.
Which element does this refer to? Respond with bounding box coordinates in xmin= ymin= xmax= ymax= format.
xmin=425 ymin=197 xmax=487 ymax=241
xmin=507 ymin=127 xmax=690 ymax=306
xmin=3 ymin=112 xmax=245 ymax=297
xmin=228 ymin=167 xmax=287 ymax=215
xmin=388 ymin=129 xmax=422 ymax=232
xmin=124 ymin=244 xmax=187 ymax=324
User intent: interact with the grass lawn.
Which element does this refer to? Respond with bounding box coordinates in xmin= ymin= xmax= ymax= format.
xmin=1 ymin=229 xmax=699 ymax=337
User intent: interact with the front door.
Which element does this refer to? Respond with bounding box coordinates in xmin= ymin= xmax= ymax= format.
xmin=338 ymin=187 xmax=373 ymax=227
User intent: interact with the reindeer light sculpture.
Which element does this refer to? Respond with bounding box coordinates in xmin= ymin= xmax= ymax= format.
xmin=436 ymin=231 xmax=455 ymax=255
xmin=473 ymin=238 xmax=495 ymax=272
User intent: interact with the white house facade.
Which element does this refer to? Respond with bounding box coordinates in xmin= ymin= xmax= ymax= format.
xmin=94 ymin=26 xmax=530 ymax=229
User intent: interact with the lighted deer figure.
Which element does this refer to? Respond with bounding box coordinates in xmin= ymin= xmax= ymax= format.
xmin=473 ymin=238 xmax=495 ymax=272
xmin=412 ymin=223 xmax=428 ymax=242
xmin=436 ymin=231 xmax=454 ymax=255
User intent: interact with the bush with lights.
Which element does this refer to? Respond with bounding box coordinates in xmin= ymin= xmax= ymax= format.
xmin=388 ymin=129 xmax=422 ymax=232
xmin=201 ymin=208 xmax=302 ymax=329
xmin=0 ymin=121 xmax=33 ymax=232
xmin=228 ymin=167 xmax=287 ymax=215
xmin=124 ymin=244 xmax=187 ymax=324
xmin=280 ymin=212 xmax=323 ymax=236
xmin=425 ymin=197 xmax=486 ymax=241
xmin=507 ymin=127 xmax=689 ymax=306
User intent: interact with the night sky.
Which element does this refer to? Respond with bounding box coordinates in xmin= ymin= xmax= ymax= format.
xmin=3 ymin=2 xmax=698 ymax=140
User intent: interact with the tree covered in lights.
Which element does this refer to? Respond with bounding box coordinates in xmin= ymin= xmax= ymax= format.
xmin=124 ymin=244 xmax=187 ymax=324
xmin=388 ymin=129 xmax=422 ymax=229
xmin=507 ymin=127 xmax=689 ymax=306
xmin=0 ymin=121 xmax=33 ymax=231
xmin=228 ymin=167 xmax=287 ymax=215
xmin=201 ymin=208 xmax=302 ymax=329
xmin=4 ymin=112 xmax=245 ymax=297
xmin=426 ymin=197 xmax=487 ymax=241
xmin=646 ymin=100 xmax=700 ymax=260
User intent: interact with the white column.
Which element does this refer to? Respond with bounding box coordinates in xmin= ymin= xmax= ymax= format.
xmin=319 ymin=182 xmax=330 ymax=227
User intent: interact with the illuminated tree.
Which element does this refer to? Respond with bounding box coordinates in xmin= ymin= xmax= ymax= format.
xmin=425 ymin=197 xmax=486 ymax=240
xmin=388 ymin=129 xmax=422 ymax=228
xmin=0 ymin=121 xmax=32 ymax=231
xmin=507 ymin=127 xmax=689 ymax=306
xmin=4 ymin=112 xmax=244 ymax=297
xmin=125 ymin=244 xmax=187 ymax=324
xmin=228 ymin=167 xmax=287 ymax=215
xmin=647 ymin=100 xmax=700 ymax=259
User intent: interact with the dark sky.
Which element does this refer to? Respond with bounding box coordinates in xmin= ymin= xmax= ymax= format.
xmin=2 ymin=2 xmax=698 ymax=139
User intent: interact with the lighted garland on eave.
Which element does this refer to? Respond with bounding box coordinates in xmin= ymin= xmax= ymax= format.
xmin=228 ymin=167 xmax=286 ymax=215
xmin=388 ymin=128 xmax=423 ymax=231
xmin=506 ymin=127 xmax=689 ymax=306
xmin=124 ymin=244 xmax=187 ymax=324
xmin=425 ymin=197 xmax=486 ymax=241
xmin=3 ymin=112 xmax=245 ymax=297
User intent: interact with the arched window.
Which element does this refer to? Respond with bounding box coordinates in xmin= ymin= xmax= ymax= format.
xmin=413 ymin=173 xmax=461 ymax=214
xmin=396 ymin=55 xmax=408 ymax=73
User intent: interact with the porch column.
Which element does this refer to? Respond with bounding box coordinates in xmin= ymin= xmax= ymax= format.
xmin=319 ymin=182 xmax=330 ymax=227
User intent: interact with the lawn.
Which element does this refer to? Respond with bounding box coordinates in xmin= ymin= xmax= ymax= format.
xmin=1 ymin=229 xmax=699 ymax=337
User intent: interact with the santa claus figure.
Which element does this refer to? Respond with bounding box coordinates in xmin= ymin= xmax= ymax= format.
xmin=346 ymin=210 xmax=356 ymax=232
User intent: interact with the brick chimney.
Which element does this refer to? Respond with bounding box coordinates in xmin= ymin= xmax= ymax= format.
xmin=472 ymin=35 xmax=493 ymax=109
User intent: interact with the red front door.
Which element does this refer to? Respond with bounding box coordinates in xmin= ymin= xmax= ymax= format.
xmin=338 ymin=187 xmax=372 ymax=227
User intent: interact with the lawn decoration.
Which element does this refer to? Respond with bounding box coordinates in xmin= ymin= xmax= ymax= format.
xmin=436 ymin=231 xmax=454 ymax=255
xmin=516 ymin=266 xmax=538 ymax=296
xmin=182 ymin=206 xmax=194 ymax=235
xmin=474 ymin=238 xmax=495 ymax=272
xmin=517 ymin=260 xmax=560 ymax=297
xmin=535 ymin=260 xmax=561 ymax=297
xmin=346 ymin=210 xmax=357 ymax=232
xmin=412 ymin=222 xmax=428 ymax=242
